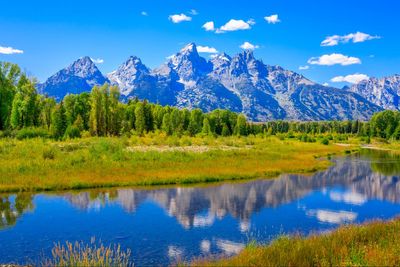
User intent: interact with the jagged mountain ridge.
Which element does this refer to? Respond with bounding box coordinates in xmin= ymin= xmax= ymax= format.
xmin=38 ymin=43 xmax=383 ymax=121
xmin=38 ymin=56 xmax=109 ymax=101
xmin=349 ymin=75 xmax=400 ymax=110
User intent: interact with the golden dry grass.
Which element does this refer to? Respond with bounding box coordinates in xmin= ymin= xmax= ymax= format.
xmin=194 ymin=218 xmax=400 ymax=267
xmin=0 ymin=135 xmax=353 ymax=192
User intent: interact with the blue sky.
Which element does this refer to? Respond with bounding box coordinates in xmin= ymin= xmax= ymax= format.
xmin=1 ymin=0 xmax=399 ymax=87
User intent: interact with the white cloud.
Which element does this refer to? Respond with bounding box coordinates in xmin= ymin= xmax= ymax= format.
xmin=240 ymin=42 xmax=259 ymax=50
xmin=197 ymin=45 xmax=218 ymax=54
xmin=299 ymin=65 xmax=310 ymax=70
xmin=202 ymin=21 xmax=215 ymax=31
xmin=323 ymin=82 xmax=329 ymax=86
xmin=329 ymin=190 xmax=367 ymax=205
xmin=169 ymin=14 xmax=192 ymax=23
xmin=321 ymin=32 xmax=381 ymax=46
xmin=264 ymin=14 xmax=280 ymax=24
xmin=247 ymin=18 xmax=256 ymax=26
xmin=141 ymin=11 xmax=148 ymax=16
xmin=218 ymin=19 xmax=252 ymax=33
xmin=0 ymin=46 xmax=24 ymax=55
xmin=90 ymin=58 xmax=104 ymax=64
xmin=189 ymin=9 xmax=198 ymax=15
xmin=331 ymin=73 xmax=369 ymax=84
xmin=308 ymin=53 xmax=361 ymax=66
xmin=307 ymin=209 xmax=358 ymax=224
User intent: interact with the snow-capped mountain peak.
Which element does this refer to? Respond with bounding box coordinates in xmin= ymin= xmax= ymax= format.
xmin=39 ymin=43 xmax=384 ymax=121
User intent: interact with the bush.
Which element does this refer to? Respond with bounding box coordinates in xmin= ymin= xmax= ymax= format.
xmin=320 ymin=138 xmax=329 ymax=145
xmin=0 ymin=130 xmax=12 ymax=138
xmin=16 ymin=128 xmax=50 ymax=140
xmin=64 ymin=126 xmax=81 ymax=139
xmin=43 ymin=147 xmax=57 ymax=160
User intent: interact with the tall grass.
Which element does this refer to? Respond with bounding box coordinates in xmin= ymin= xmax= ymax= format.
xmin=42 ymin=238 xmax=133 ymax=267
xmin=195 ymin=219 xmax=400 ymax=266
xmin=0 ymin=134 xmax=354 ymax=192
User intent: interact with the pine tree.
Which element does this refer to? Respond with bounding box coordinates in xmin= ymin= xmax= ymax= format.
xmin=52 ymin=102 xmax=67 ymax=139
xmin=135 ymin=102 xmax=146 ymax=135
xmin=161 ymin=113 xmax=172 ymax=135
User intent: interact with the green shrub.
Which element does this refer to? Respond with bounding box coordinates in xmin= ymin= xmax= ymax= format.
xmin=16 ymin=128 xmax=50 ymax=140
xmin=320 ymin=138 xmax=329 ymax=145
xmin=43 ymin=147 xmax=57 ymax=160
xmin=64 ymin=126 xmax=81 ymax=139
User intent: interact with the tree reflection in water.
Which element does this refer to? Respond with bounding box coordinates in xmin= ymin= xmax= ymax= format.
xmin=0 ymin=193 xmax=33 ymax=229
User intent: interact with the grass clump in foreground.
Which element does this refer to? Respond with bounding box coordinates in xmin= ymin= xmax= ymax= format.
xmin=0 ymin=135 xmax=353 ymax=192
xmin=42 ymin=238 xmax=133 ymax=267
xmin=195 ymin=219 xmax=400 ymax=267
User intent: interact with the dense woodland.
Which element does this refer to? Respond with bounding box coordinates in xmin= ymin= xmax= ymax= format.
xmin=1 ymin=62 xmax=400 ymax=141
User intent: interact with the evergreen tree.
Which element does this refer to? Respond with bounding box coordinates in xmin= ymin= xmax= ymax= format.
xmin=135 ymin=102 xmax=146 ymax=135
xmin=161 ymin=113 xmax=172 ymax=135
xmin=52 ymin=102 xmax=67 ymax=139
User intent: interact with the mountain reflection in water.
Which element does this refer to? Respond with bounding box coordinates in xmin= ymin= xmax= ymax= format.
xmin=1 ymin=150 xmax=400 ymax=266
xmin=59 ymin=150 xmax=400 ymax=228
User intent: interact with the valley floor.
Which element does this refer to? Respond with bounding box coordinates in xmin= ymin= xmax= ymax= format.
xmin=0 ymin=135 xmax=353 ymax=193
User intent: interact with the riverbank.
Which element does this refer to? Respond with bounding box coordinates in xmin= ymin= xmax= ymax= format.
xmin=195 ymin=218 xmax=400 ymax=266
xmin=0 ymin=135 xmax=354 ymax=193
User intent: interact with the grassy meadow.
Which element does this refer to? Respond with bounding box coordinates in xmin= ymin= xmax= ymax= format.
xmin=0 ymin=134 xmax=354 ymax=193
xmin=194 ymin=218 xmax=400 ymax=267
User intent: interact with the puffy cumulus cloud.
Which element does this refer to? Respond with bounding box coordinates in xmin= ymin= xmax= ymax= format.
xmin=264 ymin=14 xmax=280 ymax=24
xmin=169 ymin=13 xmax=192 ymax=23
xmin=90 ymin=58 xmax=104 ymax=64
xmin=197 ymin=45 xmax=218 ymax=54
xmin=0 ymin=46 xmax=24 ymax=54
xmin=217 ymin=19 xmax=253 ymax=33
xmin=240 ymin=42 xmax=259 ymax=50
xmin=299 ymin=65 xmax=310 ymax=70
xmin=308 ymin=53 xmax=361 ymax=66
xmin=323 ymin=82 xmax=330 ymax=86
xmin=321 ymin=32 xmax=381 ymax=46
xmin=331 ymin=73 xmax=369 ymax=84
xmin=202 ymin=21 xmax=215 ymax=31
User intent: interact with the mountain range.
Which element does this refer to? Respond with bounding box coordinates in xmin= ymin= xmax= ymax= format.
xmin=38 ymin=43 xmax=398 ymax=121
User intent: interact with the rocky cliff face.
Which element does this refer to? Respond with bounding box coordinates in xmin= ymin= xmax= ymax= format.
xmin=349 ymin=75 xmax=400 ymax=110
xmin=38 ymin=56 xmax=109 ymax=101
xmin=39 ymin=44 xmax=383 ymax=121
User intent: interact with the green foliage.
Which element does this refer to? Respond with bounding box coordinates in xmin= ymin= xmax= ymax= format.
xmin=15 ymin=127 xmax=51 ymax=140
xmin=320 ymin=138 xmax=329 ymax=145
xmin=42 ymin=146 xmax=57 ymax=160
xmin=64 ymin=125 xmax=81 ymax=139
xmin=52 ymin=102 xmax=67 ymax=139
xmin=2 ymin=62 xmax=400 ymax=142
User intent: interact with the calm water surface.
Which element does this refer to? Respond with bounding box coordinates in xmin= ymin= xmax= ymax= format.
xmin=1 ymin=149 xmax=400 ymax=266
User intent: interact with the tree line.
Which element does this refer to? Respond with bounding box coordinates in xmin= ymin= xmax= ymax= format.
xmin=1 ymin=62 xmax=400 ymax=140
